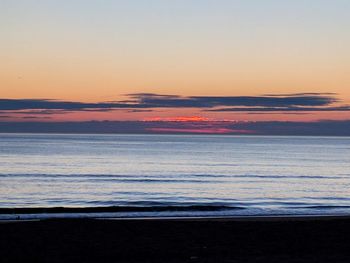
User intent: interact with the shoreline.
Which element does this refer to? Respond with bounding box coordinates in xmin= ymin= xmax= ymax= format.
xmin=2 ymin=206 xmax=350 ymax=223
xmin=2 ymin=213 xmax=350 ymax=223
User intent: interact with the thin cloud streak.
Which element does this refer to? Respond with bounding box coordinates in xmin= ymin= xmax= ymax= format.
xmin=207 ymin=106 xmax=350 ymax=112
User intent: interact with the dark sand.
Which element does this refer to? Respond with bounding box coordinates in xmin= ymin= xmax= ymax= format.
xmin=1 ymin=216 xmax=350 ymax=263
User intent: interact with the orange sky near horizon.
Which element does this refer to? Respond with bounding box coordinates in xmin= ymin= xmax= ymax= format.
xmin=1 ymin=1 xmax=350 ymax=122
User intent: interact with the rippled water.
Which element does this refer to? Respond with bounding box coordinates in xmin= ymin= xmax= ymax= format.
xmin=1 ymin=133 xmax=350 ymax=217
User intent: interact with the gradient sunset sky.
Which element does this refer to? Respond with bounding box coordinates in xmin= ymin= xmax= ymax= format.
xmin=1 ymin=0 xmax=350 ymax=127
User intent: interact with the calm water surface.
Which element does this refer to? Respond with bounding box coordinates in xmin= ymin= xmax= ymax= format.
xmin=1 ymin=133 xmax=350 ymax=217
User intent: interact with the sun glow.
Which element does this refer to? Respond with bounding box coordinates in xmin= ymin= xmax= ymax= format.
xmin=143 ymin=116 xmax=210 ymax=122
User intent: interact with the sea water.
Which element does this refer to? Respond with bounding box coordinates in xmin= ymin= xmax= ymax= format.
xmin=1 ymin=133 xmax=350 ymax=218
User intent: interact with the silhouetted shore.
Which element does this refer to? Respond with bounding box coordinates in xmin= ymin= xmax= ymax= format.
xmin=1 ymin=215 xmax=350 ymax=262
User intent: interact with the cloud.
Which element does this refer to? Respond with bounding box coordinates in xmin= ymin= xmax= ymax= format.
xmin=0 ymin=99 xmax=129 ymax=111
xmin=207 ymin=106 xmax=350 ymax=112
xmin=143 ymin=116 xmax=210 ymax=122
xmin=126 ymin=109 xmax=154 ymax=113
xmin=262 ymin=92 xmax=337 ymax=97
xmin=227 ymin=120 xmax=350 ymax=136
xmin=0 ymin=110 xmax=70 ymax=115
xmin=128 ymin=93 xmax=337 ymax=108
xmin=1 ymin=120 xmax=350 ymax=136
xmin=21 ymin=116 xmax=51 ymax=119
xmin=146 ymin=127 xmax=245 ymax=134
xmin=0 ymin=115 xmax=51 ymax=120
xmin=0 ymin=93 xmax=341 ymax=113
xmin=246 ymin=112 xmax=311 ymax=115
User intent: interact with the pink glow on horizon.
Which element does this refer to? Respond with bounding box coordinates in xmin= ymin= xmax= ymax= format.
xmin=147 ymin=127 xmax=254 ymax=134
xmin=143 ymin=116 xmax=210 ymax=122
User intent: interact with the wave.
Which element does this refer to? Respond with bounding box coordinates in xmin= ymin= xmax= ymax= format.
xmin=0 ymin=204 xmax=244 ymax=215
xmin=294 ymin=205 xmax=350 ymax=210
xmin=0 ymin=173 xmax=347 ymax=180
xmin=2 ymin=200 xmax=350 ymax=215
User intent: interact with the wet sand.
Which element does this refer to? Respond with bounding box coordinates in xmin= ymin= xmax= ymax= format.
xmin=1 ymin=215 xmax=350 ymax=262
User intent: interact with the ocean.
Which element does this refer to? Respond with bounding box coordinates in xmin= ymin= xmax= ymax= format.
xmin=1 ymin=133 xmax=350 ymax=219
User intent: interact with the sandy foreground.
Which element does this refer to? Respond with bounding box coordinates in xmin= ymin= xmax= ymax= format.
xmin=1 ymin=215 xmax=350 ymax=262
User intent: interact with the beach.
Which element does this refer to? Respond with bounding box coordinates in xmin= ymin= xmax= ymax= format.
xmin=1 ymin=134 xmax=350 ymax=262
xmin=2 ymin=215 xmax=350 ymax=262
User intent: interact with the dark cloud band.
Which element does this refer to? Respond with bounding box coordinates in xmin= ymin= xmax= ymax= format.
xmin=1 ymin=120 xmax=350 ymax=136
xmin=0 ymin=92 xmax=342 ymax=112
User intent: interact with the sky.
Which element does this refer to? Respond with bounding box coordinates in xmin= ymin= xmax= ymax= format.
xmin=1 ymin=0 xmax=350 ymax=134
